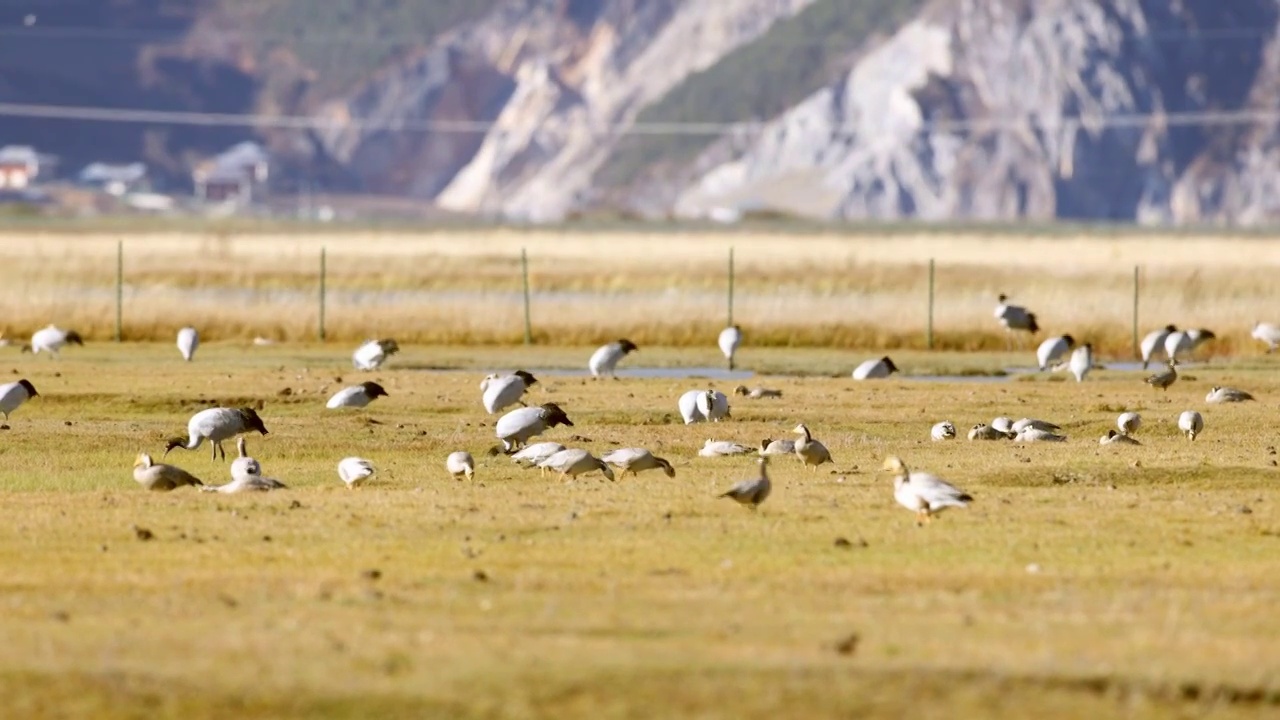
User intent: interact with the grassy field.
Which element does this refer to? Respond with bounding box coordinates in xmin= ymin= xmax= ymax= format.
xmin=1 ymin=340 xmax=1278 ymax=718
xmin=0 ymin=228 xmax=1277 ymax=355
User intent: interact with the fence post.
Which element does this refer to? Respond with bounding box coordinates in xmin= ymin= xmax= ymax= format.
xmin=115 ymin=240 xmax=123 ymax=343
xmin=318 ymin=246 xmax=327 ymax=342
xmin=1132 ymin=265 xmax=1139 ymax=358
xmin=727 ymin=246 xmax=735 ymax=327
xmin=521 ymin=248 xmax=532 ymax=345
xmin=927 ymin=258 xmax=935 ymax=350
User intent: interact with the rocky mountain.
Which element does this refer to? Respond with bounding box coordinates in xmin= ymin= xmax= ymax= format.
xmin=3 ymin=0 xmax=1278 ymax=225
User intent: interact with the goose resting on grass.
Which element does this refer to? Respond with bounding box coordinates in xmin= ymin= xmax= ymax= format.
xmin=230 ymin=437 xmax=261 ymax=480
xmin=968 ymin=424 xmax=1012 ymax=441
xmin=446 ymin=451 xmax=475 ymax=480
xmin=734 ymin=385 xmax=782 ymax=399
xmin=994 ymin=294 xmax=1039 ymax=346
xmin=1205 ymin=386 xmax=1254 ymax=404
xmin=699 ymin=439 xmax=752 ymax=457
xmin=758 ymin=437 xmax=796 ymax=456
xmin=338 ymin=457 xmax=376 ymax=489
xmin=0 ymin=379 xmax=38 ymax=420
xmin=720 ymin=457 xmax=771 ymax=509
xmin=931 ymin=421 xmax=956 ymax=441
xmin=326 ymin=381 xmax=389 ymax=409
xmin=133 ymin=453 xmax=204 ymax=491
xmin=165 ymin=407 xmax=269 ymax=461
xmin=883 ymin=456 xmax=972 ymax=526
xmin=601 ymin=448 xmax=675 ymax=478
xmin=1100 ymin=430 xmax=1141 ymax=446
xmin=176 ymin=326 xmax=199 ymax=362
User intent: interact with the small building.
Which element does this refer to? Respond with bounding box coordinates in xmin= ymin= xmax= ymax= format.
xmin=193 ymin=142 xmax=270 ymax=205
xmin=79 ymin=162 xmax=148 ymax=196
xmin=0 ymin=145 xmax=40 ymax=189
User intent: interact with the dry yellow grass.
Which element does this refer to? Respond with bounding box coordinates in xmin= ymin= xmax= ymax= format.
xmin=0 ymin=342 xmax=1278 ymax=718
xmin=0 ymin=228 xmax=1275 ymax=355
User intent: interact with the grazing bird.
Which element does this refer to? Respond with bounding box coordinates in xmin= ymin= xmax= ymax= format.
xmin=1117 ymin=412 xmax=1142 ymax=436
xmin=230 ymin=437 xmax=261 ymax=481
xmin=1140 ymin=325 xmax=1177 ymax=369
xmin=22 ymin=325 xmax=84 ymax=358
xmin=538 ymin=448 xmax=615 ymax=481
xmin=176 ymin=326 xmax=199 ymax=362
xmin=994 ymin=294 xmax=1039 ymax=345
xmin=1100 ymin=429 xmax=1141 ymax=446
xmin=793 ymin=423 xmax=833 ymax=471
xmin=718 ymin=325 xmax=742 ymax=370
xmin=758 ymin=437 xmax=796 ymax=456
xmin=326 ymin=381 xmax=389 ymax=409
xmin=1166 ymin=328 xmax=1215 ymax=362
xmin=1178 ymin=410 xmax=1204 ymax=441
xmin=698 ymin=439 xmax=752 ymax=457
xmin=1036 ymin=334 xmax=1075 ymax=371
xmin=1012 ymin=418 xmax=1061 ymax=434
xmin=734 ymin=385 xmax=782 ymax=399
xmin=720 ymin=457 xmax=771 ymax=509
xmin=588 ymin=339 xmax=639 ymax=378
xmin=1145 ymin=360 xmax=1178 ymax=392
xmin=852 ymin=356 xmax=899 ymax=380
xmin=1014 ymin=427 xmax=1068 ymax=443
xmin=1251 ymin=322 xmax=1280 ymax=353
xmin=883 ymin=456 xmax=972 ymax=526
xmin=480 ymin=370 xmax=537 ymax=414
xmin=931 ymin=421 xmax=957 ymax=441
xmin=601 ymin=448 xmax=676 ymax=478
xmin=511 ymin=442 xmax=566 ymax=473
xmin=446 ymin=451 xmax=475 ymax=480
xmin=968 ymin=423 xmax=1012 ymax=441
xmin=352 ymin=339 xmax=399 ymax=371
xmin=495 ymin=402 xmax=573 ymax=452
xmin=337 ymin=457 xmax=376 ymax=489
xmin=0 ymin=378 xmax=38 ymax=420
xmin=1068 ymin=343 xmax=1093 ymax=382
xmin=678 ymin=389 xmax=729 ymax=424
xmin=165 ymin=407 xmax=269 ymax=461
xmin=1205 ymin=386 xmax=1254 ymax=403
xmin=132 ymin=453 xmax=204 ymax=492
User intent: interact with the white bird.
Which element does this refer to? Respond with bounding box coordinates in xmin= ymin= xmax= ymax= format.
xmin=0 ymin=378 xmax=38 ymax=420
xmin=852 ymin=356 xmax=899 ymax=380
xmin=1117 ymin=412 xmax=1142 ymax=436
xmin=734 ymin=385 xmax=782 ymax=399
xmin=994 ymin=294 xmax=1039 ymax=344
xmin=1100 ymin=429 xmax=1141 ymax=446
xmin=133 ymin=452 xmax=204 ymax=491
xmin=678 ymin=389 xmax=729 ymax=424
xmin=720 ymin=457 xmax=771 ymax=509
xmin=230 ymin=436 xmax=261 ymax=481
xmin=758 ymin=437 xmax=796 ymax=456
xmin=793 ymin=423 xmax=833 ymax=471
xmin=991 ymin=417 xmax=1014 ymax=434
xmin=201 ymin=473 xmax=286 ymax=493
xmin=1205 ymin=386 xmax=1254 ymax=404
xmin=588 ymin=339 xmax=639 ymax=378
xmin=1166 ymin=329 xmax=1215 ymax=362
xmin=1178 ymin=410 xmax=1204 ymax=440
xmin=1014 ymin=427 xmax=1068 ymax=443
xmin=1068 ymin=342 xmax=1093 ymax=382
xmin=883 ymin=456 xmax=973 ymax=526
xmin=601 ymin=448 xmax=675 ymax=478
xmin=480 ymin=370 xmax=537 ymax=414
xmin=446 ymin=451 xmax=475 ymax=480
xmin=718 ymin=325 xmax=743 ymax=370
xmin=1186 ymin=328 xmax=1216 ymax=352
xmin=337 ymin=456 xmax=376 ymax=489
xmin=176 ymin=326 xmax=199 ymax=362
xmin=1012 ymin=418 xmax=1061 ymax=434
xmin=931 ymin=421 xmax=956 ymax=441
xmin=1145 ymin=360 xmax=1178 ymax=392
xmin=1036 ymin=334 xmax=1075 ymax=371
xmin=698 ymin=439 xmax=752 ymax=457
xmin=510 ymin=442 xmax=566 ymax=473
xmin=22 ymin=325 xmax=84 ymax=358
xmin=968 ymin=423 xmax=1012 ymax=441
xmin=352 ymin=338 xmax=399 ymax=371
xmin=1251 ymin=322 xmax=1280 ymax=353
xmin=326 ymin=381 xmax=389 ymax=409
xmin=1140 ymin=325 xmax=1177 ymax=369
xmin=495 ymin=402 xmax=573 ymax=452
xmin=165 ymin=407 xmax=269 ymax=461
xmin=538 ymin=448 xmax=615 ymax=481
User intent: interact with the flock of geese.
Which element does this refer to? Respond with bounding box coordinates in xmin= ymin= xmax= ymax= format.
xmin=1 ymin=300 xmax=1273 ymax=524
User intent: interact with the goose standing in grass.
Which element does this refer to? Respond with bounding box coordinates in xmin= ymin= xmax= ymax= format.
xmin=0 ymin=379 xmax=38 ymax=420
xmin=132 ymin=453 xmax=204 ymax=491
xmin=734 ymin=385 xmax=782 ymax=399
xmin=165 ymin=407 xmax=269 ymax=461
xmin=1178 ymin=410 xmax=1204 ymax=441
xmin=968 ymin=423 xmax=1012 ymax=441
xmin=1100 ymin=429 xmax=1141 ymax=446
xmin=720 ymin=457 xmax=771 ymax=510
xmin=495 ymin=402 xmax=573 ymax=452
xmin=1117 ymin=412 xmax=1142 ymax=436
xmin=446 ymin=451 xmax=475 ymax=480
xmin=852 ymin=356 xmax=898 ymax=380
xmin=481 ymin=370 xmax=536 ymax=414
xmin=758 ymin=437 xmax=796 ymax=456
xmin=1014 ymin=426 xmax=1068 ymax=443
xmin=326 ymin=381 xmax=389 ymax=410
xmin=1251 ymin=322 xmax=1280 ymax=353
xmin=352 ymin=339 xmax=399 ymax=371
xmin=1145 ymin=360 xmax=1178 ymax=392
xmin=1036 ymin=334 xmax=1075 ymax=371
xmin=176 ymin=326 xmax=199 ymax=362
xmin=883 ymin=456 xmax=972 ymax=526
xmin=538 ymin=448 xmax=615 ymax=481
xmin=1068 ymin=343 xmax=1093 ymax=382
xmin=1140 ymin=325 xmax=1176 ymax=369
xmin=602 ymin=448 xmax=675 ymax=478
xmin=337 ymin=457 xmax=376 ymax=489
xmin=698 ymin=439 xmax=752 ymax=457
xmin=588 ymin=339 xmax=639 ymax=378
xmin=1205 ymin=386 xmax=1254 ymax=403
xmin=511 ymin=442 xmax=566 ymax=473
xmin=718 ymin=325 xmax=742 ymax=370
xmin=931 ymin=421 xmax=956 ymax=441
xmin=994 ymin=294 xmax=1039 ymax=346
xmin=22 ymin=325 xmax=83 ymax=358
xmin=793 ymin=423 xmax=833 ymax=470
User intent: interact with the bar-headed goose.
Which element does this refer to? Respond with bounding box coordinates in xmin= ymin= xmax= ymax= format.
xmin=326 ymin=381 xmax=389 ymax=409
xmin=352 ymin=339 xmax=399 ymax=371
xmin=165 ymin=407 xmax=269 ymax=461
xmin=698 ymin=439 xmax=752 ymax=457
xmin=133 ymin=453 xmax=204 ymax=491
xmin=931 ymin=421 xmax=956 ymax=441
xmin=1100 ymin=430 xmax=1141 ymax=446
xmin=601 ymin=448 xmax=675 ymax=478
xmin=1012 ymin=418 xmax=1060 ymax=434
xmin=1205 ymin=386 xmax=1254 ymax=404
xmin=852 ymin=356 xmax=898 ymax=380
xmin=446 ymin=451 xmax=475 ymax=480
xmin=1178 ymin=410 xmax=1204 ymax=440
xmin=338 ymin=456 xmax=376 ymax=489
xmin=495 ymin=402 xmax=573 ymax=452
xmin=231 ymin=437 xmax=261 ymax=480
xmin=734 ymin=385 xmax=782 ymax=399
xmin=1036 ymin=334 xmax=1075 ymax=371
xmin=176 ymin=326 xmax=199 ymax=362
xmin=588 ymin=339 xmax=638 ymax=378
xmin=22 ymin=325 xmax=83 ymax=358
xmin=538 ymin=448 xmax=614 ymax=481
xmin=720 ymin=457 xmax=771 ymax=509
xmin=718 ymin=326 xmax=742 ymax=370
xmin=0 ymin=378 xmax=38 ymax=420
xmin=883 ymin=456 xmax=972 ymax=525
xmin=481 ymin=370 xmax=537 ymax=414
xmin=511 ymin=442 xmax=566 ymax=473
xmin=793 ymin=423 xmax=833 ymax=470
xmin=1014 ymin=426 xmax=1068 ymax=442
xmin=1145 ymin=360 xmax=1177 ymax=392
xmin=758 ymin=437 xmax=796 ymax=456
